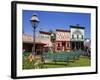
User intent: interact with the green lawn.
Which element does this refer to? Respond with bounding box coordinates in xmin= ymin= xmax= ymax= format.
xmin=23 ymin=53 xmax=91 ymax=69
xmin=42 ymin=56 xmax=90 ymax=68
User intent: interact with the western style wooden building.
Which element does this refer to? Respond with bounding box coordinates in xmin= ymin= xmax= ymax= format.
xmin=70 ymin=25 xmax=85 ymax=50
xmin=23 ymin=24 xmax=85 ymax=54
xmin=55 ymin=29 xmax=71 ymax=52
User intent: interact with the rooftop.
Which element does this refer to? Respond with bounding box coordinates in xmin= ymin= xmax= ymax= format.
xmin=56 ymin=29 xmax=70 ymax=32
xmin=70 ymin=24 xmax=85 ymax=29
xmin=39 ymin=31 xmax=51 ymax=35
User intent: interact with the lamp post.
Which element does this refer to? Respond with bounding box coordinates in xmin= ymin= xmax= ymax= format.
xmin=51 ymin=32 xmax=56 ymax=52
xmin=30 ymin=14 xmax=40 ymax=57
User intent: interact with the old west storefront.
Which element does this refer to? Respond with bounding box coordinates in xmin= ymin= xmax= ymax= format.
xmin=23 ymin=34 xmax=46 ymax=55
xmin=23 ymin=25 xmax=85 ymax=53
xmin=39 ymin=31 xmax=52 ymax=52
xmin=70 ymin=25 xmax=85 ymax=50
xmin=55 ymin=29 xmax=71 ymax=52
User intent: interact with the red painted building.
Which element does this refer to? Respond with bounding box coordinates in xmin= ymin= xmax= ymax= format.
xmin=55 ymin=29 xmax=71 ymax=52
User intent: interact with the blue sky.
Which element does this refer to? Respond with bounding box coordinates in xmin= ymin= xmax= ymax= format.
xmin=23 ymin=10 xmax=91 ymax=38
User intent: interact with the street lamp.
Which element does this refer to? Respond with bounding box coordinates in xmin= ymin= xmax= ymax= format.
xmin=30 ymin=14 xmax=40 ymax=56
xmin=51 ymin=33 xmax=55 ymax=42
xmin=51 ymin=32 xmax=56 ymax=52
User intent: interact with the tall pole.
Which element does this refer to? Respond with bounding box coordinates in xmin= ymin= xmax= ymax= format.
xmin=30 ymin=14 xmax=40 ymax=67
xmin=32 ymin=25 xmax=36 ymax=56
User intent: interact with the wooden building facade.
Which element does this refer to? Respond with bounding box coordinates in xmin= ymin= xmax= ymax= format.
xmin=55 ymin=29 xmax=71 ymax=52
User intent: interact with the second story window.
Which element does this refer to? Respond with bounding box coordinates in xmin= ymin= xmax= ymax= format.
xmin=82 ymin=35 xmax=83 ymax=39
xmin=77 ymin=35 xmax=79 ymax=39
xmin=72 ymin=35 xmax=74 ymax=39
